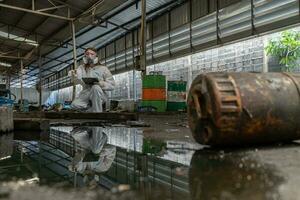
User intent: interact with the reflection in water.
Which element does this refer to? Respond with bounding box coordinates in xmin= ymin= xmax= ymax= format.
xmin=50 ymin=126 xmax=198 ymax=165
xmin=0 ymin=133 xmax=13 ymax=160
xmin=3 ymin=127 xmax=296 ymax=200
xmin=189 ymin=150 xmax=284 ymax=200
xmin=48 ymin=126 xmax=195 ymax=197
xmin=0 ymin=127 xmax=196 ymax=199
xmin=0 ymin=127 xmax=300 ymax=200
xmin=68 ymin=127 xmax=116 ymax=186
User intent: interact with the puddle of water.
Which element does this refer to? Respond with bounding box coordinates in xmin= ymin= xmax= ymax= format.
xmin=1 ymin=127 xmax=300 ymax=200
xmin=0 ymin=126 xmax=200 ymax=199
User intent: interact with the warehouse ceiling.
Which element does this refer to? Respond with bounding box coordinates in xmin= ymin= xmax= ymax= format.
xmin=0 ymin=0 xmax=136 ymax=78
xmin=0 ymin=0 xmax=128 ymax=67
xmin=0 ymin=0 xmax=180 ymax=87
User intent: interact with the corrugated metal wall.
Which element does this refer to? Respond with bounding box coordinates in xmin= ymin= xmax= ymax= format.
xmin=10 ymin=88 xmax=39 ymax=103
xmin=100 ymin=0 xmax=299 ymax=72
xmin=46 ymin=26 xmax=300 ymax=103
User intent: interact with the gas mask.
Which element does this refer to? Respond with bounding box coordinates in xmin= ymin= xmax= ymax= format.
xmin=83 ymin=55 xmax=99 ymax=65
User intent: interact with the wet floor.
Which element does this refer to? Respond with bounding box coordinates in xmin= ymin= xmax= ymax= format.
xmin=1 ymin=125 xmax=300 ymax=200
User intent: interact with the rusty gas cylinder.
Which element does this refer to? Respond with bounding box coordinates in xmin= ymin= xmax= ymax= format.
xmin=187 ymin=72 xmax=300 ymax=146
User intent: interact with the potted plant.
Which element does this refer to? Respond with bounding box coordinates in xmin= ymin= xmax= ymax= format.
xmin=265 ymin=30 xmax=300 ymax=72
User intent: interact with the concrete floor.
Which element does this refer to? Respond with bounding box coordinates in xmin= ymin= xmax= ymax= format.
xmin=1 ymin=113 xmax=300 ymax=200
xmin=139 ymin=113 xmax=193 ymax=141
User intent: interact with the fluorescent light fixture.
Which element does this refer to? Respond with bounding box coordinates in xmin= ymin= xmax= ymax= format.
xmin=25 ymin=177 xmax=39 ymax=184
xmin=0 ymin=156 xmax=11 ymax=161
xmin=0 ymin=30 xmax=39 ymax=47
xmin=0 ymin=61 xmax=12 ymax=67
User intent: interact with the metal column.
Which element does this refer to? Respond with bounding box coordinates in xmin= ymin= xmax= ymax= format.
xmin=140 ymin=0 xmax=147 ymax=76
xmin=38 ymin=47 xmax=42 ymax=108
xmin=71 ymin=21 xmax=77 ymax=101
xmin=216 ymin=0 xmax=221 ymax=45
xmin=133 ymin=70 xmax=137 ymax=101
xmin=187 ymin=55 xmax=193 ymax=89
xmin=0 ymin=3 xmax=73 ymax=21
xmin=20 ymin=56 xmax=24 ymax=110
xmin=132 ymin=31 xmax=137 ymax=101
xmin=263 ymin=37 xmax=269 ymax=72
xmin=7 ymin=75 xmax=10 ymax=90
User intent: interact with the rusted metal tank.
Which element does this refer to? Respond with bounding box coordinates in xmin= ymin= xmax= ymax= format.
xmin=187 ymin=72 xmax=300 ymax=146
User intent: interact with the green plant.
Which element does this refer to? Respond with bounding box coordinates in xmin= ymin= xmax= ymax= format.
xmin=265 ymin=30 xmax=300 ymax=72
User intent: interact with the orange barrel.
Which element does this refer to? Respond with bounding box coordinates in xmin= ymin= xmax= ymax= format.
xmin=142 ymin=88 xmax=166 ymax=100
xmin=188 ymin=72 xmax=300 ymax=146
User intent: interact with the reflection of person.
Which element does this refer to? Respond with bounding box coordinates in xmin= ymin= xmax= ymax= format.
xmin=69 ymin=47 xmax=115 ymax=112
xmin=189 ymin=150 xmax=283 ymax=200
xmin=69 ymin=127 xmax=116 ymax=175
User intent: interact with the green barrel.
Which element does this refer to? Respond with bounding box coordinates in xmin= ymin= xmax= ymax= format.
xmin=167 ymin=81 xmax=187 ymax=111
xmin=142 ymin=75 xmax=166 ymax=88
xmin=141 ymin=75 xmax=166 ymax=112
xmin=142 ymin=138 xmax=166 ymax=154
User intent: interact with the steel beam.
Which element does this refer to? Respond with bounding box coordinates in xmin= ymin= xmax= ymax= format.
xmin=0 ymin=4 xmax=32 ymax=49
xmin=32 ymin=0 xmax=35 ymax=11
xmin=24 ymin=1 xmax=185 ymax=83
xmin=0 ymin=2 xmax=71 ymax=70
xmin=0 ymin=55 xmax=24 ymax=59
xmin=21 ymin=0 xmax=143 ymax=69
xmin=37 ymin=5 xmax=67 ymax=12
xmin=94 ymin=17 xmax=130 ymax=31
xmin=38 ymin=47 xmax=42 ymax=108
xmin=0 ymin=22 xmax=65 ymax=47
xmin=70 ymin=21 xmax=77 ymax=101
xmin=216 ymin=0 xmax=221 ymax=44
xmin=20 ymin=56 xmax=24 ymax=109
xmin=250 ymin=0 xmax=256 ymax=35
xmin=140 ymin=0 xmax=147 ymax=75
xmin=0 ymin=37 xmax=38 ymax=46
xmin=15 ymin=0 xmax=186 ymax=82
xmin=37 ymin=0 xmax=183 ymax=74
xmin=51 ymin=0 xmax=84 ymax=12
xmin=0 ymin=3 xmax=74 ymax=21
xmin=0 ymin=43 xmax=71 ymax=65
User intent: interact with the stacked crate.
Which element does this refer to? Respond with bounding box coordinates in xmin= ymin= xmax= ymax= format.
xmin=141 ymin=75 xmax=166 ymax=112
xmin=167 ymin=81 xmax=187 ymax=111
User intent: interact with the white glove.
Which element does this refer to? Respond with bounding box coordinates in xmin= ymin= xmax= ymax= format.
xmin=68 ymin=70 xmax=77 ymax=77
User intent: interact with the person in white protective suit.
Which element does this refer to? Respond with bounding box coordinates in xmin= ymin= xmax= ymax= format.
xmin=68 ymin=47 xmax=115 ymax=112
xmin=69 ymin=127 xmax=116 ymax=178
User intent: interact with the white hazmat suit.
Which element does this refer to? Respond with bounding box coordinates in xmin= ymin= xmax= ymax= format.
xmin=69 ymin=63 xmax=115 ymax=112
xmin=69 ymin=127 xmax=116 ymax=174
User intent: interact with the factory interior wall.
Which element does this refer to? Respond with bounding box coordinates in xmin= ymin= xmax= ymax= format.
xmin=110 ymin=35 xmax=265 ymax=101
xmin=110 ymin=27 xmax=300 ymax=101
xmin=10 ymin=88 xmax=39 ymax=104
xmin=43 ymin=26 xmax=300 ymax=105
xmin=9 ymin=87 xmax=53 ymax=105
xmin=44 ymin=85 xmax=83 ymax=105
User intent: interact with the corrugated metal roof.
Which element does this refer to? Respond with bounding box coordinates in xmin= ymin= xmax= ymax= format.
xmin=3 ymin=0 xmax=183 ymax=86
xmin=0 ymin=0 xmax=129 ymax=77
xmin=16 ymin=0 xmax=178 ymax=84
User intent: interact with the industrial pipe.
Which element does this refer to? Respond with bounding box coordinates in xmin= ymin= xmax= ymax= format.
xmin=187 ymin=72 xmax=300 ymax=146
